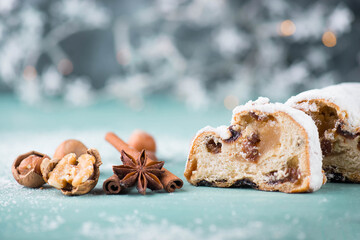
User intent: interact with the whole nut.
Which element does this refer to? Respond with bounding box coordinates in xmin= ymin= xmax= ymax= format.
xmin=53 ymin=139 xmax=87 ymax=160
xmin=128 ymin=130 xmax=157 ymax=160
xmin=41 ymin=148 xmax=102 ymax=196
xmin=12 ymin=151 xmax=50 ymax=188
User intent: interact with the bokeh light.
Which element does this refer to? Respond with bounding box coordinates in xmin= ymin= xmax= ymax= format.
xmin=279 ymin=20 xmax=296 ymax=37
xmin=116 ymin=50 xmax=130 ymax=66
xmin=224 ymin=95 xmax=239 ymax=110
xmin=322 ymin=31 xmax=337 ymax=47
xmin=23 ymin=66 xmax=37 ymax=81
xmin=57 ymin=59 xmax=73 ymax=75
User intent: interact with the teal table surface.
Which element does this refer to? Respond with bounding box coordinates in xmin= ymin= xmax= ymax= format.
xmin=0 ymin=95 xmax=359 ymax=240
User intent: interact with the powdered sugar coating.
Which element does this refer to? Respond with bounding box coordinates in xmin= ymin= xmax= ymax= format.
xmin=286 ymin=83 xmax=360 ymax=131
xmin=231 ymin=97 xmax=323 ymax=191
xmin=194 ymin=125 xmax=231 ymax=141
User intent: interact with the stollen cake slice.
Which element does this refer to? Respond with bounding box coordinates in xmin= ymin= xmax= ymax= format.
xmin=286 ymin=83 xmax=360 ymax=182
xmin=184 ymin=97 xmax=324 ymax=193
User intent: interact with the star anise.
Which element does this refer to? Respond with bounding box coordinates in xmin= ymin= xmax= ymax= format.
xmin=112 ymin=149 xmax=165 ymax=195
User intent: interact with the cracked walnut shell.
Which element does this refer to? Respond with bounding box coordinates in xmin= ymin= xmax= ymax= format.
xmin=12 ymin=151 xmax=50 ymax=188
xmin=41 ymin=148 xmax=102 ymax=196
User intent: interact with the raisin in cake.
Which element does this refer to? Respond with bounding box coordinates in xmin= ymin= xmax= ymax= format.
xmin=184 ymin=97 xmax=324 ymax=193
xmin=286 ymin=83 xmax=360 ymax=182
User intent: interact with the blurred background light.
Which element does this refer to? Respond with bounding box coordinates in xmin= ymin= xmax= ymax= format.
xmin=116 ymin=50 xmax=130 ymax=66
xmin=23 ymin=66 xmax=37 ymax=81
xmin=57 ymin=59 xmax=74 ymax=76
xmin=322 ymin=31 xmax=337 ymax=47
xmin=224 ymin=95 xmax=239 ymax=110
xmin=279 ymin=20 xmax=296 ymax=37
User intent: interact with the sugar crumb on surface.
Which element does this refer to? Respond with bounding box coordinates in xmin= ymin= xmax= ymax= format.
xmin=78 ymin=213 xmax=294 ymax=240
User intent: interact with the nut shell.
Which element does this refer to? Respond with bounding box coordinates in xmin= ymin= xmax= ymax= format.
xmin=128 ymin=130 xmax=157 ymax=159
xmin=12 ymin=151 xmax=49 ymax=188
xmin=40 ymin=158 xmax=61 ymax=183
xmin=53 ymin=139 xmax=87 ymax=160
xmin=41 ymin=148 xmax=102 ymax=196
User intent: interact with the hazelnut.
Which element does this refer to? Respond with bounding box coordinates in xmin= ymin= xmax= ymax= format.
xmin=12 ymin=151 xmax=50 ymax=188
xmin=41 ymin=148 xmax=102 ymax=196
xmin=128 ymin=130 xmax=157 ymax=160
xmin=18 ymin=155 xmax=42 ymax=175
xmin=53 ymin=139 xmax=88 ymax=160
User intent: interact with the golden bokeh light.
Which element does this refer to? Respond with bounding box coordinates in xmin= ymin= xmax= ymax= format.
xmin=322 ymin=31 xmax=337 ymax=48
xmin=58 ymin=59 xmax=74 ymax=75
xmin=23 ymin=66 xmax=37 ymax=81
xmin=279 ymin=20 xmax=296 ymax=37
xmin=224 ymin=95 xmax=239 ymax=110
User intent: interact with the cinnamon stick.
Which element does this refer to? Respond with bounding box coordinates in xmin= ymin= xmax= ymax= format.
xmin=103 ymin=174 xmax=123 ymax=194
xmin=105 ymin=132 xmax=183 ymax=193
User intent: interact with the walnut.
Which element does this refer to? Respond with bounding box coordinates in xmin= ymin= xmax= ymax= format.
xmin=41 ymin=149 xmax=102 ymax=196
xmin=12 ymin=151 xmax=50 ymax=188
xmin=53 ymin=139 xmax=88 ymax=160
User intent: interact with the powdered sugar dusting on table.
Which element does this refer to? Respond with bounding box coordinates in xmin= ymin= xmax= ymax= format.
xmin=78 ymin=212 xmax=295 ymax=240
xmin=286 ymin=82 xmax=360 ymax=131
xmin=231 ymin=97 xmax=323 ymax=191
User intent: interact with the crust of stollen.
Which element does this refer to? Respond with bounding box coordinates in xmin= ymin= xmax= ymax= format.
xmin=185 ymin=131 xmax=212 ymax=182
